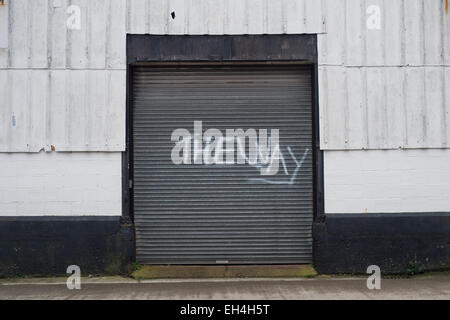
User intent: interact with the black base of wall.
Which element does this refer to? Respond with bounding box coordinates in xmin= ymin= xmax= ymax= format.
xmin=313 ymin=213 xmax=450 ymax=275
xmin=0 ymin=217 xmax=135 ymax=278
xmin=2 ymin=214 xmax=449 ymax=277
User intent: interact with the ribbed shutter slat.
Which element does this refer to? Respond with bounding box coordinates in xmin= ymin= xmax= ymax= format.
xmin=133 ymin=66 xmax=313 ymax=265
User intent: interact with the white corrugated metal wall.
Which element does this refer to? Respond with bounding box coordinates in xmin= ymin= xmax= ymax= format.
xmin=0 ymin=0 xmax=449 ymax=152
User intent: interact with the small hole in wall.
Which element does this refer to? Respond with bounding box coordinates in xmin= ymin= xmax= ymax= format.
xmin=171 ymin=11 xmax=176 ymax=19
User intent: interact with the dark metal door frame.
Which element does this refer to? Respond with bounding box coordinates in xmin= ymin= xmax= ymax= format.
xmin=122 ymin=34 xmax=324 ymax=251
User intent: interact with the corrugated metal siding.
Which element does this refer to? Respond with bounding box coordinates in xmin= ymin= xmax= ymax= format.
xmin=127 ymin=0 xmax=325 ymax=35
xmin=133 ymin=66 xmax=313 ymax=264
xmin=319 ymin=0 xmax=450 ymax=149
xmin=0 ymin=69 xmax=125 ymax=152
xmin=320 ymin=66 xmax=450 ymax=149
xmin=0 ymin=0 xmax=449 ymax=151
xmin=0 ymin=0 xmax=127 ymax=152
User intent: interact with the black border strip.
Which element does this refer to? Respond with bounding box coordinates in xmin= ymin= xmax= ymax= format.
xmin=314 ymin=212 xmax=450 ymax=274
xmin=0 ymin=216 xmax=121 ymax=222
xmin=126 ymin=34 xmax=317 ymax=64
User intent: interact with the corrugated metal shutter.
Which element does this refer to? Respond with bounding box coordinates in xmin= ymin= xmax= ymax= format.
xmin=133 ymin=66 xmax=313 ymax=264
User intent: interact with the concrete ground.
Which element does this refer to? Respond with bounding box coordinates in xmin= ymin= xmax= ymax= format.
xmin=0 ymin=274 xmax=449 ymax=300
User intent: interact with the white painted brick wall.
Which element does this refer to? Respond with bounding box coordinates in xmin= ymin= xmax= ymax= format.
xmin=0 ymin=152 xmax=122 ymax=216
xmin=3 ymin=149 xmax=448 ymax=216
xmin=324 ymin=149 xmax=450 ymax=214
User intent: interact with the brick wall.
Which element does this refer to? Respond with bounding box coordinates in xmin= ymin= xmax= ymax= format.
xmin=324 ymin=149 xmax=450 ymax=213
xmin=0 ymin=152 xmax=121 ymax=216
xmin=2 ymin=149 xmax=448 ymax=216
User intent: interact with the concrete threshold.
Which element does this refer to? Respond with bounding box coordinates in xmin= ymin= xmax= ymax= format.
xmin=131 ymin=264 xmax=318 ymax=280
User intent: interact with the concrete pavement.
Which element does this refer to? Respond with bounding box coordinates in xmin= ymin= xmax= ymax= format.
xmin=0 ymin=274 xmax=449 ymax=300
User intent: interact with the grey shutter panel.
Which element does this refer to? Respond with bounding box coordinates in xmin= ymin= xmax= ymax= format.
xmin=133 ymin=66 xmax=314 ymax=264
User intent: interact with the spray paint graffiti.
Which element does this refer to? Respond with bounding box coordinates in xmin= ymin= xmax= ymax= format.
xmin=170 ymin=121 xmax=309 ymax=183
xmin=247 ymin=147 xmax=310 ymax=186
xmin=230 ymin=136 xmax=310 ymax=185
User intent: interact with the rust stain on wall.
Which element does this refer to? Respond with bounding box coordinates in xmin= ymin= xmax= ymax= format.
xmin=446 ymin=0 xmax=449 ymax=14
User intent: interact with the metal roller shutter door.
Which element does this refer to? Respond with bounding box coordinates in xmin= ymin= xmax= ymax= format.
xmin=133 ymin=66 xmax=314 ymax=264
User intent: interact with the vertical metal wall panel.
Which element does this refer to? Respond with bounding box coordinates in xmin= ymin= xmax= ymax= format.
xmin=0 ymin=69 xmax=125 ymax=152
xmin=133 ymin=66 xmax=314 ymax=264
xmin=304 ymin=0 xmax=324 ymax=34
xmin=404 ymin=0 xmax=425 ymax=66
xmin=1 ymin=0 xmax=448 ymax=68
xmin=167 ymin=0 xmax=187 ymax=34
xmin=126 ymin=0 xmax=327 ymax=35
xmin=319 ymin=66 xmax=349 ymax=149
xmin=404 ymin=67 xmax=427 ymax=147
xmin=206 ymin=1 xmax=225 ymax=35
xmin=0 ymin=2 xmax=8 ymax=51
xmin=104 ymin=70 xmax=127 ymax=150
xmin=0 ymin=70 xmax=9 ymax=151
xmin=424 ymin=0 xmax=444 ymax=66
xmin=366 ymin=68 xmax=388 ymax=149
xmin=67 ymin=0 xmax=88 ymax=69
xmin=9 ymin=70 xmax=29 ymax=151
xmin=47 ymin=70 xmax=68 ymax=150
xmin=87 ymin=0 xmax=107 ymax=69
xmin=320 ymin=65 xmax=450 ymax=150
xmin=365 ymin=0 xmax=384 ymax=66
xmin=267 ymin=0 xmax=284 ymax=34
xmin=425 ymin=68 xmax=446 ymax=147
xmin=319 ymin=0 xmax=346 ymax=66
xmin=445 ymin=3 xmax=450 ymax=65
xmin=345 ymin=67 xmax=367 ymax=149
xmin=446 ymin=68 xmax=450 ymax=145
xmin=226 ymin=0 xmax=247 ymax=34
xmin=5 ymin=70 xmax=49 ymax=152
xmin=320 ymin=0 xmax=449 ymax=67
xmin=182 ymin=0 xmax=198 ymax=34
xmin=106 ymin=0 xmax=127 ymax=69
xmin=65 ymin=70 xmax=87 ymax=150
xmin=9 ymin=0 xmax=28 ymax=68
xmin=385 ymin=68 xmax=406 ymax=149
xmin=247 ymin=0 xmax=264 ymax=34
xmin=29 ymin=71 xmax=48 ymax=151
xmin=48 ymin=0 xmax=68 ymax=69
xmin=345 ymin=0 xmax=364 ymax=67
xmin=29 ymin=0 xmax=49 ymax=68
xmin=383 ymin=0 xmax=403 ymax=66
xmin=127 ymin=0 xmax=147 ymax=34
xmin=1 ymin=0 xmax=450 ymax=152
xmin=5 ymin=0 xmax=128 ymax=70
xmin=45 ymin=70 xmax=126 ymax=152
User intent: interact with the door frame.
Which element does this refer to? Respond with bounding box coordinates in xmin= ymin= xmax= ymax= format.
xmin=123 ymin=34 xmax=325 ymax=242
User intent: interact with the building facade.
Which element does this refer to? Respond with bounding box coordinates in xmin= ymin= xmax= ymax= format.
xmin=0 ymin=0 xmax=449 ymax=276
